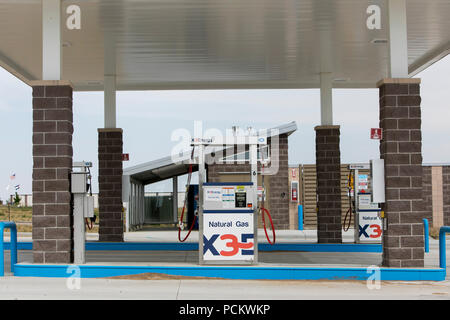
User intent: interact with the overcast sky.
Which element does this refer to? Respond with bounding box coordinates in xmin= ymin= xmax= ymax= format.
xmin=0 ymin=55 xmax=449 ymax=201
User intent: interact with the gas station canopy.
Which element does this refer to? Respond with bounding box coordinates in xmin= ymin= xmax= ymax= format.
xmin=0 ymin=0 xmax=449 ymax=91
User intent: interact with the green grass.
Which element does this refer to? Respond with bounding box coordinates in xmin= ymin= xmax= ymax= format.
xmin=0 ymin=205 xmax=102 ymax=233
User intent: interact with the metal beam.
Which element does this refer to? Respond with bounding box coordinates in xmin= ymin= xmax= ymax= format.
xmin=173 ymin=177 xmax=178 ymax=224
xmin=409 ymin=42 xmax=450 ymax=77
xmin=388 ymin=0 xmax=408 ymax=78
xmin=42 ymin=0 xmax=61 ymax=80
xmin=104 ymin=34 xmax=117 ymax=128
xmin=320 ymin=72 xmax=333 ymax=126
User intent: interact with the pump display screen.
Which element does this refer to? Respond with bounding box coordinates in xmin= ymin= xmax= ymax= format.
xmin=235 ymin=192 xmax=247 ymax=208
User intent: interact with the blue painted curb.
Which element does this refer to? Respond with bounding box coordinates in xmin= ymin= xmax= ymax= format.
xmin=4 ymin=242 xmax=382 ymax=253
xmin=13 ymin=264 xmax=446 ymax=281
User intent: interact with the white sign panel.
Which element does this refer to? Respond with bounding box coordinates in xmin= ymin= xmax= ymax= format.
xmin=358 ymin=211 xmax=382 ymax=243
xmin=203 ymin=213 xmax=254 ymax=261
xmin=358 ymin=194 xmax=379 ymax=210
xmin=204 ymin=187 xmax=222 ymax=202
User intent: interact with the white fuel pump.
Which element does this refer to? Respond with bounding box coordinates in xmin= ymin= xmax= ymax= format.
xmin=346 ymin=161 xmax=385 ymax=244
xmin=71 ymin=161 xmax=95 ymax=264
xmin=192 ymin=135 xmax=274 ymax=265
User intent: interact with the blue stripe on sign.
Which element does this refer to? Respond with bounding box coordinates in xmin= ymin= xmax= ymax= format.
xmin=203 ymin=210 xmax=254 ymax=214
xmin=13 ymin=264 xmax=446 ymax=281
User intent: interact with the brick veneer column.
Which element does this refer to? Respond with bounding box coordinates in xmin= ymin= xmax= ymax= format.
xmin=378 ymin=78 xmax=424 ymax=268
xmin=443 ymin=167 xmax=450 ymax=226
xmin=422 ymin=166 xmax=433 ymax=225
xmin=315 ymin=125 xmax=342 ymax=243
xmin=31 ymin=81 xmax=74 ymax=263
xmin=267 ymin=134 xmax=290 ymax=229
xmin=98 ymin=128 xmax=124 ymax=242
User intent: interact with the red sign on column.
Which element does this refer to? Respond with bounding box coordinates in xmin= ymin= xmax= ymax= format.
xmin=122 ymin=153 xmax=130 ymax=161
xmin=370 ymin=128 xmax=382 ymax=140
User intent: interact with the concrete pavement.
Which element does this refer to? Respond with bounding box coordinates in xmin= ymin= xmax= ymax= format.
xmin=1 ymin=229 xmax=449 ymax=300
xmin=0 ymin=277 xmax=449 ymax=300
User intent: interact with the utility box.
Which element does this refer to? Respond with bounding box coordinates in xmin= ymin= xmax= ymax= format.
xmin=84 ymin=196 xmax=95 ymax=218
xmin=71 ymin=172 xmax=87 ymax=194
xmin=370 ymin=159 xmax=385 ymax=204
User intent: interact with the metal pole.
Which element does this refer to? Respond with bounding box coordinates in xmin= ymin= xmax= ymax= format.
xmin=388 ymin=0 xmax=408 ymax=78
xmin=42 ymin=0 xmax=61 ymax=80
xmin=73 ymin=166 xmax=86 ymax=265
xmin=250 ymin=144 xmax=258 ymax=264
xmin=173 ymin=177 xmax=178 ymax=224
xmin=439 ymin=226 xmax=450 ymax=271
xmin=320 ymin=72 xmax=333 ymax=126
xmin=73 ymin=195 xmax=85 ymax=264
xmin=423 ymin=218 xmax=429 ymax=253
xmin=104 ymin=33 xmax=117 ymax=128
xmin=198 ymin=144 xmax=205 ymax=265
xmin=354 ymin=169 xmax=360 ymax=243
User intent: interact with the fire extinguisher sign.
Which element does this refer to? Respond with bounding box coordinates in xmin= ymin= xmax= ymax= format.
xmin=370 ymin=128 xmax=382 ymax=140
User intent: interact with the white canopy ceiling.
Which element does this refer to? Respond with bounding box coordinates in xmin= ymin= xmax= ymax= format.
xmin=0 ymin=0 xmax=449 ymax=91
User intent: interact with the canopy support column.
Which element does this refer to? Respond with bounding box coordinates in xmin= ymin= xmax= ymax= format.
xmin=98 ymin=34 xmax=124 ymax=241
xmin=378 ymin=78 xmax=424 ymax=267
xmin=316 ymin=73 xmax=342 ymax=243
xmin=388 ymin=0 xmax=409 ymax=78
xmin=42 ymin=0 xmax=61 ymax=80
xmin=104 ymin=33 xmax=117 ymax=129
xmin=320 ymin=72 xmax=333 ymax=126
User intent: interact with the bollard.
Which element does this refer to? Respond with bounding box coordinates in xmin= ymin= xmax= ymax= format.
xmin=0 ymin=222 xmax=18 ymax=276
xmin=298 ymin=205 xmax=303 ymax=231
xmin=439 ymin=226 xmax=450 ymax=273
xmin=423 ymin=218 xmax=429 ymax=253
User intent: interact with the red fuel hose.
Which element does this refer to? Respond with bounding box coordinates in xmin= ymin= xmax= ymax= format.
xmin=260 ymin=207 xmax=276 ymax=245
xmin=85 ymin=218 xmax=94 ymax=230
xmin=178 ymin=148 xmax=197 ymax=242
xmin=260 ymin=163 xmax=276 ymax=245
xmin=343 ymin=207 xmax=352 ymax=232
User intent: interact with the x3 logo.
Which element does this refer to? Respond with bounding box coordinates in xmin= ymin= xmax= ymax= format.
xmin=359 ymin=224 xmax=382 ymax=239
xmin=204 ymin=233 xmax=254 ymax=257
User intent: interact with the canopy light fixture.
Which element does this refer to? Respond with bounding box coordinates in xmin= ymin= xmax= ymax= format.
xmin=371 ymin=39 xmax=388 ymax=44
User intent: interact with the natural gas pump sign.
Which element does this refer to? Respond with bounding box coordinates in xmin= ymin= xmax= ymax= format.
xmin=203 ymin=213 xmax=254 ymax=261
xmin=202 ymin=183 xmax=255 ymax=262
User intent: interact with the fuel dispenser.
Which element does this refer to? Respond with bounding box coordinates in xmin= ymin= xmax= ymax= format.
xmin=71 ymin=161 xmax=95 ymax=264
xmin=185 ymin=134 xmax=274 ymax=265
xmin=346 ymin=161 xmax=385 ymax=243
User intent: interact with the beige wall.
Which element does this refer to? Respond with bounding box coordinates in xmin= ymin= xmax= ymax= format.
xmin=288 ymin=167 xmax=300 ymax=230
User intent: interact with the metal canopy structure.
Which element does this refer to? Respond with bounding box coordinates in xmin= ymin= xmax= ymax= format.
xmin=122 ymin=121 xmax=297 ymax=231
xmin=123 ymin=121 xmax=297 ymax=185
xmin=0 ymin=0 xmax=449 ymax=91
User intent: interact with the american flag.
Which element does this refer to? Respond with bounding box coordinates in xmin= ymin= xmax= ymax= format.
xmin=10 ymin=173 xmax=16 ymax=180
